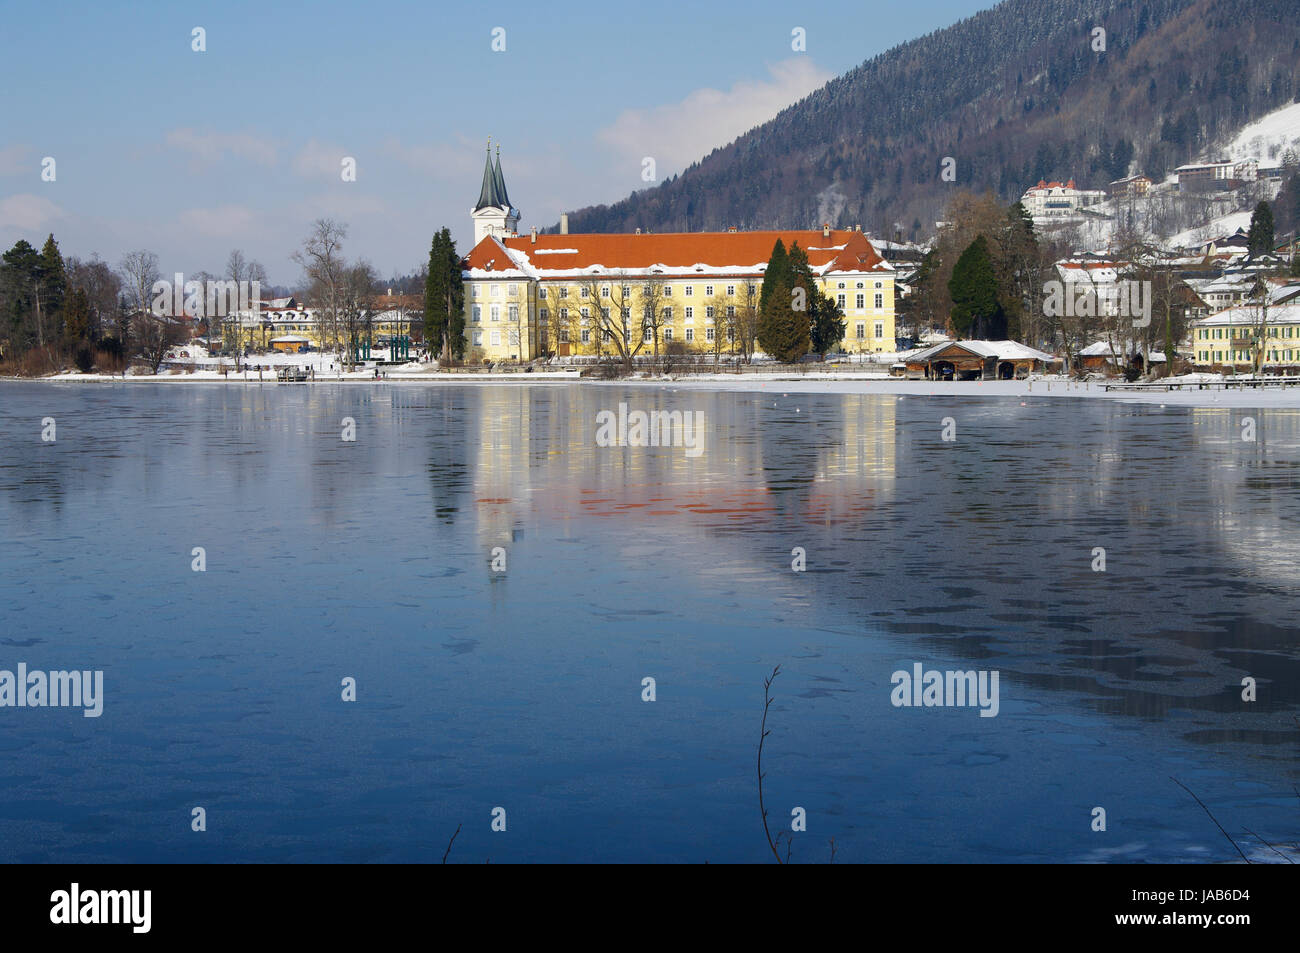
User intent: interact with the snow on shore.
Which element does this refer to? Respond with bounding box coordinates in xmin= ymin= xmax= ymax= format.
xmin=10 ymin=367 xmax=1300 ymax=407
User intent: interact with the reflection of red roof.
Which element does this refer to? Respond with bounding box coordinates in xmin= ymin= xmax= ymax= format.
xmin=463 ymin=229 xmax=890 ymax=277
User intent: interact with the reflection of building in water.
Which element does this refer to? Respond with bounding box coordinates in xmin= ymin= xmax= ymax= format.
xmin=468 ymin=388 xmax=899 ymax=564
xmin=1194 ymin=408 xmax=1300 ymax=587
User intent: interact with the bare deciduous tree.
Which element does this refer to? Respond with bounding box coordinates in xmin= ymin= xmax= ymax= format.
xmin=292 ymin=219 xmax=348 ymax=360
xmin=118 ymin=249 xmax=160 ymax=366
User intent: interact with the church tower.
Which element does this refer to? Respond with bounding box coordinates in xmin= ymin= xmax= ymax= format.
xmin=471 ymin=140 xmax=520 ymax=245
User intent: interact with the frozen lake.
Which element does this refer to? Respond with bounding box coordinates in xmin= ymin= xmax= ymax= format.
xmin=1 ymin=381 xmax=1297 ymax=862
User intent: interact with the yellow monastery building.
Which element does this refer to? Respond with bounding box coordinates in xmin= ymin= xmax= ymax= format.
xmin=461 ymin=147 xmax=897 ymax=362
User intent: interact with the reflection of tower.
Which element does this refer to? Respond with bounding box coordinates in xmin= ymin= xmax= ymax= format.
xmin=473 ymin=387 xmax=534 ymax=579
xmin=471 ymin=140 xmax=520 ymax=245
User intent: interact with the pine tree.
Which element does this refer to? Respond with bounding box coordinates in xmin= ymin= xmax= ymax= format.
xmin=948 ymin=235 xmax=1003 ymax=339
xmin=809 ymin=290 xmax=845 ymax=354
xmin=36 ymin=234 xmax=67 ymax=349
xmin=64 ymin=287 xmax=90 ymax=344
xmin=757 ymin=277 xmax=798 ymax=362
xmin=423 ymin=228 xmax=464 ymax=361
xmin=423 ymin=231 xmax=447 ymax=358
xmin=784 ymin=242 xmax=816 ymax=355
xmin=1247 ymin=201 xmax=1275 ymax=257
xmin=442 ymin=229 xmax=465 ymax=359
xmin=758 ymin=239 xmax=789 ymax=316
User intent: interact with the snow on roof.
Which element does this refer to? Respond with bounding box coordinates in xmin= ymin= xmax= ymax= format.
xmin=462 ymin=229 xmax=893 ymax=281
xmin=1081 ymin=341 xmax=1167 ymax=358
xmin=907 ymin=339 xmax=1059 ymax=362
xmin=1194 ymin=301 xmax=1300 ymax=327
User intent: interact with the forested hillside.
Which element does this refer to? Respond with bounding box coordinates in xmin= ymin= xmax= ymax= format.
xmin=561 ymin=0 xmax=1300 ymax=241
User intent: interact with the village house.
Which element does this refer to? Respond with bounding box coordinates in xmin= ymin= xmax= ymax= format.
xmin=1020 ymin=179 xmax=1107 ymax=221
xmin=1108 ymin=174 xmax=1152 ymax=198
xmin=902 ymin=340 xmax=1060 ymax=380
xmin=1192 ymin=286 xmax=1300 ymax=370
xmin=1174 ymin=159 xmax=1258 ymax=192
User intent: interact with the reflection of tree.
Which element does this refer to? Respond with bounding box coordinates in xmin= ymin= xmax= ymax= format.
xmin=427 ymin=390 xmax=472 ymax=525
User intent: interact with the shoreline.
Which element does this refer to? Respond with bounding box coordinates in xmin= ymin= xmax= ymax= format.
xmin=5 ymin=370 xmax=1300 ymax=407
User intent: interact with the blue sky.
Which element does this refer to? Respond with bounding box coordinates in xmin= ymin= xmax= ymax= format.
xmin=0 ymin=0 xmax=994 ymax=286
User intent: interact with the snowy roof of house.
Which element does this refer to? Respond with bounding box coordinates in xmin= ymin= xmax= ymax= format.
xmin=462 ymin=229 xmax=893 ymax=280
xmin=1194 ymin=301 xmax=1300 ymax=326
xmin=1080 ymin=341 xmax=1167 ymax=359
xmin=907 ymin=339 xmax=1059 ymax=362
xmin=1056 ymin=261 xmax=1122 ymax=284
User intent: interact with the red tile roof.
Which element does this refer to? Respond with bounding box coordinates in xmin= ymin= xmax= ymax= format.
xmin=463 ymin=229 xmax=890 ymax=277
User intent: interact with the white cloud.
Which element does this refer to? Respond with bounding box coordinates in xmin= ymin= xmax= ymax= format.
xmin=0 ymin=193 xmax=64 ymax=230
xmin=384 ymin=134 xmax=483 ymax=180
xmin=292 ymin=140 xmax=354 ymax=180
xmin=291 ymin=192 xmax=388 ymax=219
xmin=165 ymin=128 xmax=278 ymax=167
xmin=0 ymin=145 xmax=32 ymax=176
xmin=177 ymin=205 xmax=259 ymax=239
xmin=596 ymin=59 xmax=833 ymax=178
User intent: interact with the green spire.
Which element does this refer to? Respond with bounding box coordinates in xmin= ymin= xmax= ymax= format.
xmin=493 ymin=145 xmax=511 ymax=211
xmin=475 ymin=139 xmax=511 ymax=211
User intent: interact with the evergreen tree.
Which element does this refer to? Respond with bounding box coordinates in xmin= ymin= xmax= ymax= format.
xmin=64 ymin=287 xmax=90 ymax=344
xmin=441 ymin=228 xmax=465 ymax=359
xmin=758 ymin=239 xmax=789 ymax=316
xmin=757 ymin=276 xmax=810 ymax=362
xmin=423 ymin=228 xmax=465 ymax=361
xmin=784 ymin=242 xmax=817 ymax=355
xmin=809 ymin=290 xmax=846 ymax=354
xmin=948 ymin=235 xmax=1003 ymax=339
xmin=39 ymin=234 xmax=67 ymax=323
xmin=1 ymin=240 xmax=41 ymax=350
xmin=1247 ymin=201 xmax=1275 ymax=257
xmin=423 ymin=231 xmax=448 ymax=357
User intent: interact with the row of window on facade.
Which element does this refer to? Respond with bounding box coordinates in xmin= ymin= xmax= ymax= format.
xmin=1197 ymin=349 xmax=1300 ymax=362
xmin=468 ymin=303 xmax=885 ymax=338
xmin=471 ymin=297 xmax=885 ymax=324
xmin=470 ymin=280 xmax=887 ymax=301
xmin=1197 ymin=326 xmax=1300 ymax=340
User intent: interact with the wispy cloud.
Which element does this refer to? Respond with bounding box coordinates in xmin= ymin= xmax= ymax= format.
xmin=292 ymin=140 xmax=355 ymax=180
xmin=0 ymin=193 xmax=64 ymax=230
xmin=177 ymin=205 xmax=261 ymax=239
xmin=596 ymin=58 xmax=833 ymax=180
xmin=0 ymin=145 xmax=33 ymax=177
xmin=165 ymin=128 xmax=279 ymax=168
xmin=291 ymin=192 xmax=388 ymax=219
xmin=383 ymin=134 xmax=483 ymax=180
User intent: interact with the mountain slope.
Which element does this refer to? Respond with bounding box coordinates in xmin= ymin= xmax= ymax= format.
xmin=561 ymin=0 xmax=1300 ymax=241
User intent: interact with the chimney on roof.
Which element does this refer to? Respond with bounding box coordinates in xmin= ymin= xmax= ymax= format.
xmin=560 ymin=213 xmax=569 ymax=235
xmin=823 ymin=223 xmax=831 ymax=238
xmin=531 ymin=227 xmax=537 ymax=244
